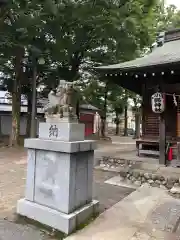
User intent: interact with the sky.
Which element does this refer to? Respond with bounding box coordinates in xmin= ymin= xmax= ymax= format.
xmin=166 ymin=0 xmax=180 ymax=8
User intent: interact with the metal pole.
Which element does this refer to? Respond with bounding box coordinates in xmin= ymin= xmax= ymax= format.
xmin=30 ymin=61 xmax=37 ymax=138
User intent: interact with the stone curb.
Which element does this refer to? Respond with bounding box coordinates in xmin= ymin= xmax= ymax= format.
xmin=95 ymin=156 xmax=142 ymax=169
xmin=95 ymin=156 xmax=180 ymax=198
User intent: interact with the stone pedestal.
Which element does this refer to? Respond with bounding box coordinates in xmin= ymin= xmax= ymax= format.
xmin=17 ymin=122 xmax=99 ymax=234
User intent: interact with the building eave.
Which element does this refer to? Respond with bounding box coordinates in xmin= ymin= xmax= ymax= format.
xmin=95 ymin=38 xmax=180 ymax=73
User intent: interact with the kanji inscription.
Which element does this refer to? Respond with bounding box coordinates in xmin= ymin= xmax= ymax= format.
xmin=49 ymin=124 xmax=58 ymax=138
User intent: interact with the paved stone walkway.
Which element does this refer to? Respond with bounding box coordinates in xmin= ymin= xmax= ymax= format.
xmin=65 ymin=184 xmax=180 ymax=240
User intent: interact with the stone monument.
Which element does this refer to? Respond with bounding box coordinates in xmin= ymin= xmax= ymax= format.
xmin=17 ymin=80 xmax=99 ymax=234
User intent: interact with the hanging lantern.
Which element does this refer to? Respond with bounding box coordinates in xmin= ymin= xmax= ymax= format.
xmin=151 ymin=92 xmax=165 ymax=113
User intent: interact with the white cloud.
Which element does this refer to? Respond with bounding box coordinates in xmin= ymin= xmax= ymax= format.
xmin=166 ymin=0 xmax=180 ymax=8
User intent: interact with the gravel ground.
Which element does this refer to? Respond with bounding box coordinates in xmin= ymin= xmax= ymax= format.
xmin=0 ymin=147 xmax=134 ymax=239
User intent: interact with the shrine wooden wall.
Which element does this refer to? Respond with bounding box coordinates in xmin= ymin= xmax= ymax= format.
xmin=142 ymin=84 xmax=159 ymax=139
xmin=165 ymin=94 xmax=176 ymax=138
xmin=164 ymin=83 xmax=180 ymax=139
xmin=177 ymin=98 xmax=180 ymax=138
xmin=142 ymin=83 xmax=178 ymax=140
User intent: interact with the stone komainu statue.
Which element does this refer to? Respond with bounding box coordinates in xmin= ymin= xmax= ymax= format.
xmin=44 ymin=80 xmax=79 ymax=119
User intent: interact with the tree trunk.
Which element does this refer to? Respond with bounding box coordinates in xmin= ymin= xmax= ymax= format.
xmin=11 ymin=90 xmax=21 ymax=146
xmin=26 ymin=94 xmax=32 ymax=137
xmin=30 ymin=63 xmax=37 ymax=138
xmin=10 ymin=47 xmax=24 ymax=146
xmin=100 ymin=83 xmax=108 ymax=138
xmin=115 ymin=112 xmax=120 ymax=136
xmin=135 ymin=112 xmax=141 ymax=139
xmin=100 ymin=117 xmax=106 ymax=137
xmin=123 ymin=91 xmax=128 ymax=136
xmin=124 ymin=104 xmax=128 ymax=136
xmin=115 ymin=122 xmax=119 ymax=135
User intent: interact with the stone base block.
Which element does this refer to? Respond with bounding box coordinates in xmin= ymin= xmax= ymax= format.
xmin=17 ymin=199 xmax=99 ymax=235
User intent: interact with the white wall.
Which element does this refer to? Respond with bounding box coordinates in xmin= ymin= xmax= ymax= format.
xmin=0 ymin=115 xmax=43 ymax=136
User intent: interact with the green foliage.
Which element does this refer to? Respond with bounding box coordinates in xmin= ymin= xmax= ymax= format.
xmin=107 ymin=85 xmax=124 ymax=115
xmin=0 ymin=0 xmax=165 ymax=140
xmin=0 ymin=0 xmax=160 ymax=91
xmin=78 ymin=76 xmax=125 ymax=117
xmin=77 ymin=77 xmax=107 ymax=111
xmin=156 ymin=2 xmax=180 ymax=31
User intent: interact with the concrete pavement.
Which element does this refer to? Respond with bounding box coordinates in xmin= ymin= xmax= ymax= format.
xmin=65 ymin=184 xmax=180 ymax=240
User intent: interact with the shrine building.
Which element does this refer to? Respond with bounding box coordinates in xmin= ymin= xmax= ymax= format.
xmin=95 ymin=28 xmax=180 ymax=166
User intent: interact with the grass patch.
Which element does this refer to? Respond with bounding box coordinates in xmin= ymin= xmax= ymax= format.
xmin=15 ymin=215 xmax=66 ymax=239
xmin=76 ymin=212 xmax=99 ymax=232
xmin=15 ymin=211 xmax=99 ymax=239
